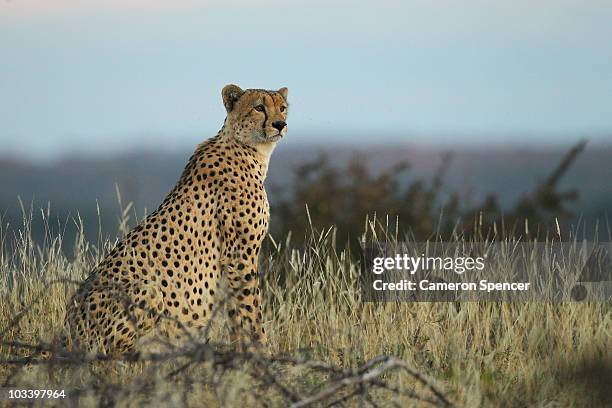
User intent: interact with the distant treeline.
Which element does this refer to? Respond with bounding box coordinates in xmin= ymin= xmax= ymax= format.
xmin=1 ymin=141 xmax=609 ymax=252
xmin=272 ymin=141 xmax=600 ymax=245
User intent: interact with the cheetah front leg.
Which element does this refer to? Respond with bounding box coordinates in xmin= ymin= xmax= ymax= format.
xmin=221 ymin=235 xmax=267 ymax=349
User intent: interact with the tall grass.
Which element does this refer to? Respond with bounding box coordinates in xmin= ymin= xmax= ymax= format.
xmin=0 ymin=205 xmax=610 ymax=407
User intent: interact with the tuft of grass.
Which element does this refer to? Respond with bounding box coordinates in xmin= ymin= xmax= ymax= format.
xmin=0 ymin=206 xmax=610 ymax=407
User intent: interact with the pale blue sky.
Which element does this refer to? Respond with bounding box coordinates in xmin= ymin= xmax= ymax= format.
xmin=1 ymin=0 xmax=612 ymax=159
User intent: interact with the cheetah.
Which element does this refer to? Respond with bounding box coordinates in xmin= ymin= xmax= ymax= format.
xmin=64 ymin=84 xmax=288 ymax=354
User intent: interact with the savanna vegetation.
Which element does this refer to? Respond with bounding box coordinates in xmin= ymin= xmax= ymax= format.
xmin=1 ymin=140 xmax=610 ymax=407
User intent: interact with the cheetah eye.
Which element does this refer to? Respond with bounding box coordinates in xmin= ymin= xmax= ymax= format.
xmin=254 ymin=105 xmax=265 ymax=112
xmin=280 ymin=105 xmax=286 ymax=112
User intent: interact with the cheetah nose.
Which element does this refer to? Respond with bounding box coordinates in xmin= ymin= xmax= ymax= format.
xmin=272 ymin=121 xmax=286 ymax=131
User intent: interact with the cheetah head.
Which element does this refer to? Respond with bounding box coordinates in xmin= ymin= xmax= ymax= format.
xmin=221 ymin=84 xmax=288 ymax=145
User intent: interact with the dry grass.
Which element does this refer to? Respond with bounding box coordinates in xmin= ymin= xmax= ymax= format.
xmin=0 ymin=206 xmax=610 ymax=407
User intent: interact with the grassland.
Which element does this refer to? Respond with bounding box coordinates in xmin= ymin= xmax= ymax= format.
xmin=0 ymin=208 xmax=610 ymax=407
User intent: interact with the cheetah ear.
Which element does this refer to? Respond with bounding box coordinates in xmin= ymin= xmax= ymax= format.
xmin=278 ymin=87 xmax=288 ymax=100
xmin=222 ymin=84 xmax=244 ymax=113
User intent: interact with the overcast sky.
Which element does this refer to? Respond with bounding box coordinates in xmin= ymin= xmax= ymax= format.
xmin=1 ymin=0 xmax=611 ymax=159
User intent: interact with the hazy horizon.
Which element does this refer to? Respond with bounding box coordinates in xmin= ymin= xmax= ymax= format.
xmin=1 ymin=130 xmax=610 ymax=163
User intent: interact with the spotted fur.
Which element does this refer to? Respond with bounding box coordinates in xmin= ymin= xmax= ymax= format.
xmin=64 ymin=84 xmax=288 ymax=353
